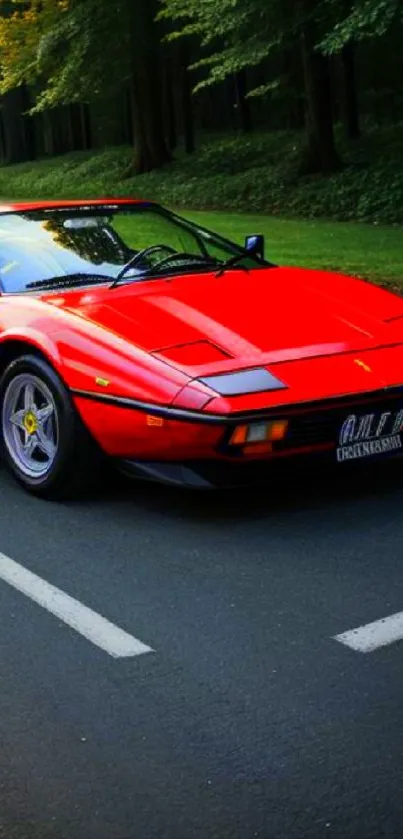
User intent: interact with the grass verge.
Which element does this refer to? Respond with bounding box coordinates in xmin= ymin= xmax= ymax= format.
xmin=0 ymin=123 xmax=402 ymax=225
xmin=185 ymin=211 xmax=403 ymax=289
xmin=0 ymin=125 xmax=401 ymax=287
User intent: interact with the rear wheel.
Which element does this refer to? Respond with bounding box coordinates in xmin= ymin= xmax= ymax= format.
xmin=0 ymin=354 xmax=103 ymax=499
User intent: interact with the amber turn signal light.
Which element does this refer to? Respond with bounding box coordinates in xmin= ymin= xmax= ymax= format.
xmin=229 ymin=419 xmax=288 ymax=446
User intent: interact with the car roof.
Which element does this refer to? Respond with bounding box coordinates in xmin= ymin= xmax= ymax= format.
xmin=0 ymin=198 xmax=150 ymax=213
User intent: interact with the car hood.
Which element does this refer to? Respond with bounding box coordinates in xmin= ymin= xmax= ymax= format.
xmin=44 ymin=265 xmax=403 ymax=378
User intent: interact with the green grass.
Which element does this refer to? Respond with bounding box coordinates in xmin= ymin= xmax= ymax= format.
xmin=0 ymin=123 xmax=402 ymax=224
xmin=0 ymin=204 xmax=402 ymax=290
xmin=102 ymin=209 xmax=403 ymax=285
xmin=0 ymin=124 xmax=401 ymax=288
xmin=183 ymin=211 xmax=403 ymax=289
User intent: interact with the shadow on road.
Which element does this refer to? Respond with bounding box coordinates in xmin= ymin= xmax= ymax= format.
xmin=90 ymin=455 xmax=403 ymax=525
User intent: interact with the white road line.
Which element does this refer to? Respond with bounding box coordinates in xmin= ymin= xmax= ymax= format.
xmin=334 ymin=611 xmax=403 ymax=653
xmin=0 ymin=552 xmax=154 ymax=659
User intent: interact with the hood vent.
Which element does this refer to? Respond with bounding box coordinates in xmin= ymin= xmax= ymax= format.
xmin=153 ymin=340 xmax=232 ymax=365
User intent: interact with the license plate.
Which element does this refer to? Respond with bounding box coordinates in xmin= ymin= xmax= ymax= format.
xmin=336 ymin=408 xmax=403 ymax=463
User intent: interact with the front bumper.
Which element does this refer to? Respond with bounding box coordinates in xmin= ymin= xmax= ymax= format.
xmin=74 ymin=384 xmax=403 ymax=486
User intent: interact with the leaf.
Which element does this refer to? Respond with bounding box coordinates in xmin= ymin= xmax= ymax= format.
xmin=320 ymin=0 xmax=401 ymax=52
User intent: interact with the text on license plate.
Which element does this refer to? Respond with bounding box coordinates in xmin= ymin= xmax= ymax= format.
xmin=336 ymin=407 xmax=403 ymax=462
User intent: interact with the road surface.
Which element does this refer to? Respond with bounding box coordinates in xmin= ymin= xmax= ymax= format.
xmin=0 ymin=457 xmax=402 ymax=839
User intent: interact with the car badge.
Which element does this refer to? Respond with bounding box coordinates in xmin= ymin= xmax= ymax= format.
xmin=354 ymin=359 xmax=371 ymax=373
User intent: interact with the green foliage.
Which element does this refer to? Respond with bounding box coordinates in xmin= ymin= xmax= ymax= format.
xmin=33 ymin=0 xmax=131 ymax=110
xmin=0 ymin=125 xmax=402 ymax=228
xmin=321 ymin=0 xmax=402 ymax=52
xmin=161 ymin=0 xmax=403 ymax=96
xmin=0 ymin=126 xmax=402 ymax=284
xmin=3 ymin=170 xmax=403 ymax=287
xmin=0 ymin=0 xmax=131 ymax=109
xmin=159 ymin=0 xmax=292 ymax=94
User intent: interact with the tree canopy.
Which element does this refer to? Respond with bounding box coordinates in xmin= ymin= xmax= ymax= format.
xmin=0 ymin=0 xmax=400 ymax=173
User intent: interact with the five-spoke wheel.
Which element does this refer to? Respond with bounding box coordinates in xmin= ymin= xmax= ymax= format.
xmin=0 ymin=354 xmax=102 ymax=499
xmin=3 ymin=373 xmax=58 ymax=479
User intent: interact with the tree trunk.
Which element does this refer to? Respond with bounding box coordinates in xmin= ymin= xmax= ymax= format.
xmin=234 ymin=70 xmax=252 ymax=132
xmin=66 ymin=105 xmax=75 ymax=151
xmin=299 ymin=22 xmax=341 ymax=174
xmin=68 ymin=103 xmax=90 ymax=150
xmin=341 ymin=42 xmax=360 ymax=139
xmin=165 ymin=61 xmax=177 ymax=151
xmin=180 ymin=41 xmax=195 ymax=154
xmin=128 ymin=0 xmax=172 ymax=175
xmin=42 ymin=111 xmax=54 ymax=156
xmin=1 ymin=86 xmax=30 ymax=163
xmin=21 ymin=85 xmax=36 ymax=160
xmin=125 ymin=88 xmax=134 ymax=145
xmin=81 ymin=104 xmax=92 ymax=150
xmin=0 ymin=113 xmax=6 ymax=163
xmin=51 ymin=107 xmax=68 ymax=155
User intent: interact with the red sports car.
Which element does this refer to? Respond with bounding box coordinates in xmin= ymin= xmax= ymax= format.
xmin=0 ymin=197 xmax=402 ymax=499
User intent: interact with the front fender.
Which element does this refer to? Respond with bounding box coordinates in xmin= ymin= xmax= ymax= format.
xmin=0 ymin=327 xmax=62 ymax=369
xmin=50 ymin=326 xmax=191 ymax=406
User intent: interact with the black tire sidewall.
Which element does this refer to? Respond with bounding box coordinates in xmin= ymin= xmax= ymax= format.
xmin=0 ymin=354 xmax=81 ymax=493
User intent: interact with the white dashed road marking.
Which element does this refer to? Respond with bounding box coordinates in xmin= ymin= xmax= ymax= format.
xmin=0 ymin=551 xmax=154 ymax=658
xmin=334 ymin=611 xmax=403 ymax=653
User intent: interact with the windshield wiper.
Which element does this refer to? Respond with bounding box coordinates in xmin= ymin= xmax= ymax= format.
xmin=214 ymin=253 xmax=253 ymax=278
xmin=26 ymin=272 xmax=114 ymax=291
xmin=214 ymin=236 xmax=269 ymax=277
xmin=109 ymin=253 xmax=221 ymax=288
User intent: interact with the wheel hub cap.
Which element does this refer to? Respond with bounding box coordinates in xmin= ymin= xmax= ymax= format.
xmin=2 ymin=373 xmax=59 ymax=479
xmin=23 ymin=410 xmax=38 ymax=435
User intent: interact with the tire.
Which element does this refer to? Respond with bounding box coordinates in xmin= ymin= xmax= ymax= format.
xmin=0 ymin=354 xmax=104 ymax=500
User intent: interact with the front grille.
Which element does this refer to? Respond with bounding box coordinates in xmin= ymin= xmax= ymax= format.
xmin=278 ymin=392 xmax=403 ymax=451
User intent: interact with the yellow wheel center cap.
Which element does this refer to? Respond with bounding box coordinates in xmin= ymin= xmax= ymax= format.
xmin=23 ymin=411 xmax=38 ymax=435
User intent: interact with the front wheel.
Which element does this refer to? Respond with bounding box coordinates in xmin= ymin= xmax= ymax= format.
xmin=0 ymin=354 xmax=103 ymax=499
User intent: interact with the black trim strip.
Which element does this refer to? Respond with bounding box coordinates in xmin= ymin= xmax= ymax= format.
xmin=71 ymin=384 xmax=403 ymax=425
xmin=72 ymin=388 xmax=226 ymax=424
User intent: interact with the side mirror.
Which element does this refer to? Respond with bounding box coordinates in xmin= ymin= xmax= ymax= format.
xmin=245 ymin=234 xmax=265 ymax=260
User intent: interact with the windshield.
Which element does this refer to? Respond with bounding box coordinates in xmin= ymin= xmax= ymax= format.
xmin=0 ymin=203 xmax=269 ymax=293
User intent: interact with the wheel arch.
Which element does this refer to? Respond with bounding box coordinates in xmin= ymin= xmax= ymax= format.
xmin=0 ymin=334 xmax=106 ymax=499
xmin=0 ymin=330 xmax=62 ymax=381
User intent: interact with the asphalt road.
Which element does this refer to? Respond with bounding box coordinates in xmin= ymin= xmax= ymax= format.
xmin=1 ymin=456 xmax=403 ymax=839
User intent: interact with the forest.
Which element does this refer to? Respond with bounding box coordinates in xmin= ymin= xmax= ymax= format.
xmin=0 ymin=0 xmax=401 ymax=226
